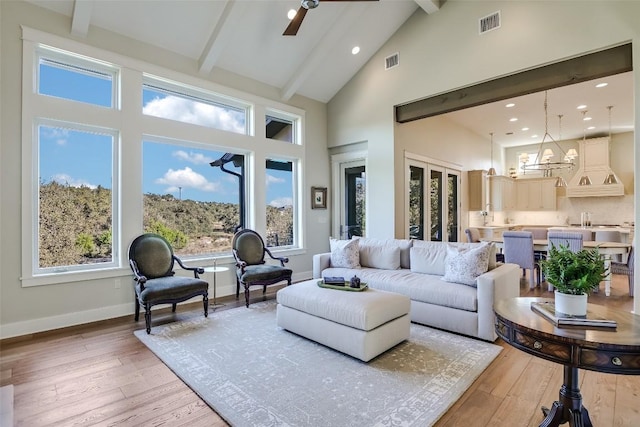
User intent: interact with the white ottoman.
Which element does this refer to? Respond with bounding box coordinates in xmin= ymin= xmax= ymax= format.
xmin=276 ymin=279 xmax=410 ymax=362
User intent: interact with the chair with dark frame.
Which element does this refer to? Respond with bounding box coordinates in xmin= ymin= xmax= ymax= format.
xmin=128 ymin=233 xmax=209 ymax=334
xmin=232 ymin=228 xmax=293 ymax=307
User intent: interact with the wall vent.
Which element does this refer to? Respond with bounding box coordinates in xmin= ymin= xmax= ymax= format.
xmin=479 ymin=11 xmax=501 ymax=34
xmin=385 ymin=53 xmax=399 ymax=70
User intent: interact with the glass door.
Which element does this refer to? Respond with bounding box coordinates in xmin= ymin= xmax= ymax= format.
xmin=406 ymin=158 xmax=460 ymax=242
xmin=341 ymin=162 xmax=366 ymax=238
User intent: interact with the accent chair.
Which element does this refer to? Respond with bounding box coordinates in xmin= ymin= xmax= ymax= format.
xmin=128 ymin=233 xmax=209 ymax=334
xmin=232 ymin=228 xmax=292 ymax=307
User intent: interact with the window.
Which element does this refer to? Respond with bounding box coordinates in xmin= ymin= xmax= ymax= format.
xmin=266 ymin=114 xmax=295 ymax=143
xmin=37 ymin=51 xmax=116 ymax=108
xmin=22 ymin=29 xmax=305 ymax=285
xmin=265 ymin=158 xmax=295 ymax=247
xmin=143 ymin=140 xmax=244 ymax=257
xmin=143 ymin=77 xmax=249 ymax=135
xmin=37 ymin=122 xmax=117 ymax=271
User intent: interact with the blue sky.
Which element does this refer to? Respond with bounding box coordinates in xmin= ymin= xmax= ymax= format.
xmin=38 ymin=63 xmax=293 ymax=207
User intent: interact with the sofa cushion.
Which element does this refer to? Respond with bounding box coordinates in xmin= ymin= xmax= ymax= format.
xmin=358 ymin=244 xmax=400 ymax=270
xmin=410 ymin=245 xmax=447 ymax=275
xmin=320 ymin=267 xmax=478 ymax=312
xmin=442 ymin=243 xmax=491 ymax=286
xmin=412 ymin=240 xmax=497 ymax=270
xmin=330 ymin=238 xmax=360 ymax=268
xmin=354 ymin=237 xmax=412 ymax=269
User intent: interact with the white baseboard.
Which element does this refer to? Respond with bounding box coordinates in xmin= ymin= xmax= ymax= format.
xmin=0 ymin=271 xmax=313 ymax=340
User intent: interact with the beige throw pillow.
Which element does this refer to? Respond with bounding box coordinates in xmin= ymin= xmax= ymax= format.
xmin=329 ymin=238 xmax=361 ymax=268
xmin=442 ymin=242 xmax=491 ymax=286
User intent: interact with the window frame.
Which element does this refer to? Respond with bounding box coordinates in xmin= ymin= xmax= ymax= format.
xmin=265 ymin=108 xmax=301 ymax=145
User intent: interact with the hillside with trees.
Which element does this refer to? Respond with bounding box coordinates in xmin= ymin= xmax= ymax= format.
xmin=39 ymin=182 xmax=293 ymax=268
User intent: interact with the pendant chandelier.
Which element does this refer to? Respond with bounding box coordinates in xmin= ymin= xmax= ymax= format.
xmin=487 ymin=132 xmax=496 ymax=176
xmin=520 ymin=91 xmax=577 ymax=177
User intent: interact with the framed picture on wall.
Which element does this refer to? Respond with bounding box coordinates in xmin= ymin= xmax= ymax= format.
xmin=311 ymin=186 xmax=327 ymax=209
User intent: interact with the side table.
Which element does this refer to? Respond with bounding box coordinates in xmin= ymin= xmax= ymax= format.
xmin=203 ymin=263 xmax=229 ymax=310
xmin=494 ymin=297 xmax=640 ymax=427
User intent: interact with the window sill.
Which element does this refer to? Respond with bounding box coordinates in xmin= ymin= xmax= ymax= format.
xmin=21 ymin=266 xmax=132 ymax=288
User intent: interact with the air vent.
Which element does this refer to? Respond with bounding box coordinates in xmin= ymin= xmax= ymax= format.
xmin=385 ymin=53 xmax=399 ymax=70
xmin=479 ymin=11 xmax=501 ymax=34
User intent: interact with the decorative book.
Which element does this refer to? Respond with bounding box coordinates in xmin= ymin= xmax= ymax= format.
xmin=322 ymin=276 xmax=346 ymax=285
xmin=530 ymin=301 xmax=617 ymax=329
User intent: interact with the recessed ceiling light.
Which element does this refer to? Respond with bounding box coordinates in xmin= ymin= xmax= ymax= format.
xmin=509 ymin=117 xmax=518 ymax=122
xmin=587 ymin=126 xmax=596 ymax=130
xmin=505 ymin=103 xmax=515 ymax=108
xmin=351 ymin=46 xmax=360 ymax=55
xmin=583 ymin=116 xmax=592 ymax=121
xmin=531 ymin=134 xmax=538 ymax=138
xmin=596 ymin=82 xmax=608 ymax=88
xmin=287 ymin=9 xmax=297 ymax=20
xmin=521 ymin=127 xmax=529 ymax=131
xmin=577 ymin=104 xmax=587 ymax=110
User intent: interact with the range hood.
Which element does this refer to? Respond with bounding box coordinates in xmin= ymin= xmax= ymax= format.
xmin=566 ymin=137 xmax=624 ymax=197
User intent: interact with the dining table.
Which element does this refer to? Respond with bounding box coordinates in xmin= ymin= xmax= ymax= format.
xmin=484 ymin=238 xmax=631 ymax=297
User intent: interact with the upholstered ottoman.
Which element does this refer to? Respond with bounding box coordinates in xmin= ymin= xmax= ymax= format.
xmin=276 ymin=279 xmax=410 ymax=362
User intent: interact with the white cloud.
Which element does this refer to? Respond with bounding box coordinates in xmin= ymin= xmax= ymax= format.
xmin=173 ymin=150 xmax=214 ymax=165
xmin=42 ymin=128 xmax=69 ymax=146
xmin=155 ymin=167 xmax=221 ymax=193
xmin=269 ymin=197 xmax=293 ymax=208
xmin=51 ymin=173 xmax=97 ymax=189
xmin=143 ymin=95 xmax=245 ymax=134
xmin=266 ymin=174 xmax=285 ymax=186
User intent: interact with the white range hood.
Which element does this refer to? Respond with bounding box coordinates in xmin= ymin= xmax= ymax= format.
xmin=566 ymin=137 xmax=624 ymax=197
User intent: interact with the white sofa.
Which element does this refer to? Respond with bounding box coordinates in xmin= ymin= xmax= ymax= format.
xmin=312 ymin=238 xmax=521 ymax=341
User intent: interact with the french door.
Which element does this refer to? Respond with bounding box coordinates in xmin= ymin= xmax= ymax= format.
xmin=406 ymin=157 xmax=460 ymax=242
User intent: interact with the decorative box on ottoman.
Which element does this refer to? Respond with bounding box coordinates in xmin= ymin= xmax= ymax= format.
xmin=276 ymin=279 xmax=410 ymax=362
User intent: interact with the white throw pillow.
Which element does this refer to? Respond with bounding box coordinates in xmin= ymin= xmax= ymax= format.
xmin=410 ymin=246 xmax=447 ymax=275
xmin=329 ymin=238 xmax=360 ymax=268
xmin=353 ymin=237 xmax=411 ymax=269
xmin=442 ymin=243 xmax=491 ymax=286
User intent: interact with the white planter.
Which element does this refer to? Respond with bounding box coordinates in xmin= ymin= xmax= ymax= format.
xmin=554 ymin=290 xmax=588 ymax=317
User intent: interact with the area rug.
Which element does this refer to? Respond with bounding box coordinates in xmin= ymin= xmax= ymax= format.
xmin=135 ymin=301 xmax=501 ymax=427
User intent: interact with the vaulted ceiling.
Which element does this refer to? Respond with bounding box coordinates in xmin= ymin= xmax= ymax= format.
xmin=24 ymin=0 xmax=634 ymax=146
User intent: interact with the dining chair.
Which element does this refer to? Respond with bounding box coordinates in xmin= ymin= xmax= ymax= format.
xmin=610 ymin=245 xmax=634 ymax=296
xmin=522 ymin=227 xmax=548 ymax=262
xmin=547 ymin=231 xmax=584 ymax=292
xmin=503 ymin=231 xmax=540 ymax=290
xmin=464 ymin=227 xmax=481 ymax=243
xmin=594 ymin=230 xmax=622 ymax=262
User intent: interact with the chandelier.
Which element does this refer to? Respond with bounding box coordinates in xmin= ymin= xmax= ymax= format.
xmin=520 ymin=91 xmax=577 ymax=177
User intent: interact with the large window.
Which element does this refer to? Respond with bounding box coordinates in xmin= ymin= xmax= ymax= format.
xmin=22 ymin=30 xmax=304 ymax=285
xmin=143 ymin=140 xmax=243 ymax=256
xmin=265 ymin=158 xmax=295 ymax=247
xmin=37 ymin=122 xmax=117 ymax=271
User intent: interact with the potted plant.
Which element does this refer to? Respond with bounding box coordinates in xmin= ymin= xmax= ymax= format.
xmin=539 ymin=244 xmax=607 ymax=316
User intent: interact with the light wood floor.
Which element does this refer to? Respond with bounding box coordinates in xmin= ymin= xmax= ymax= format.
xmin=1 ymin=275 xmax=638 ymax=426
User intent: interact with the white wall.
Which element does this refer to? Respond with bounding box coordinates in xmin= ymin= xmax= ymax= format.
xmin=328 ymin=1 xmax=640 ymax=309
xmin=0 ymin=1 xmax=330 ymax=338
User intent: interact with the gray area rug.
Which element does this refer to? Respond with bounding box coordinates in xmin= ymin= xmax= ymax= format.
xmin=135 ymin=300 xmax=501 ymax=427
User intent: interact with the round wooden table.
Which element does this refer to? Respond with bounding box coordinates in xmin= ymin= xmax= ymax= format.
xmin=494 ymin=297 xmax=640 ymax=427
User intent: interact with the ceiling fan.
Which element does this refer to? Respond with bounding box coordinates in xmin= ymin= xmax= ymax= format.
xmin=283 ymin=0 xmax=379 ymax=36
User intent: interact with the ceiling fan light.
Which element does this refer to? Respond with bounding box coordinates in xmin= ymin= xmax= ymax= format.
xmin=302 ymin=0 xmax=319 ymax=9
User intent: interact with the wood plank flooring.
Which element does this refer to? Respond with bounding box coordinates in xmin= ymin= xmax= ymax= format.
xmin=1 ymin=275 xmax=638 ymax=426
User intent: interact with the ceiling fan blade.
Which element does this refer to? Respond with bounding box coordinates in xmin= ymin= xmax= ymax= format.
xmin=283 ymin=7 xmax=308 ymax=36
xmin=320 ymin=0 xmax=379 ymax=2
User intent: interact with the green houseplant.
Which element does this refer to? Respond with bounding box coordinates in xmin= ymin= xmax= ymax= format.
xmin=540 ymin=244 xmax=608 ymax=316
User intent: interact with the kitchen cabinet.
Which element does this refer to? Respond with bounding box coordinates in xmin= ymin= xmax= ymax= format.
xmin=468 ymin=170 xmax=487 ymax=211
xmin=515 ymin=178 xmax=556 ymax=211
xmin=489 ymin=175 xmax=515 ymax=211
